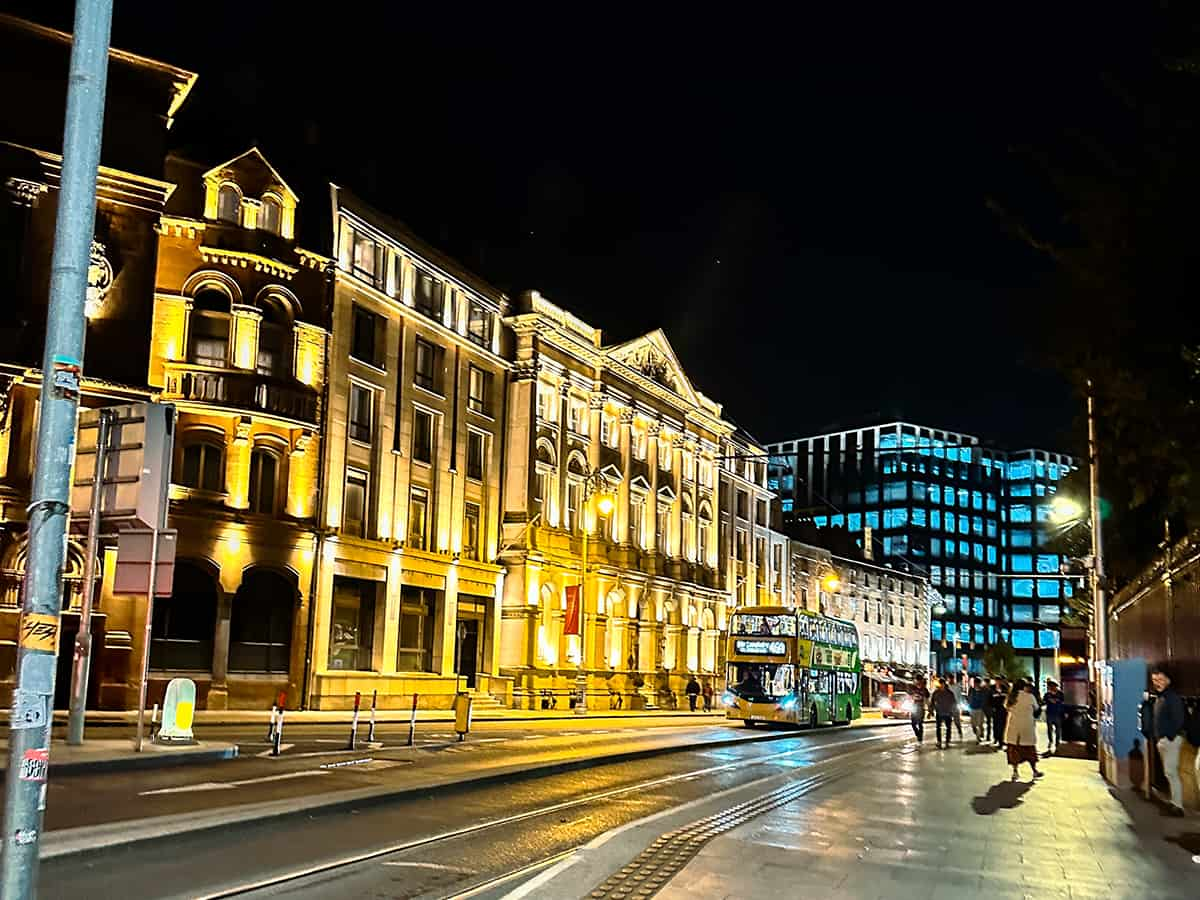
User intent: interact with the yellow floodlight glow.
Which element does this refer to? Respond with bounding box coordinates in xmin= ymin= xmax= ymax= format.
xmin=596 ymin=494 xmax=615 ymax=516
xmin=821 ymin=573 xmax=841 ymax=592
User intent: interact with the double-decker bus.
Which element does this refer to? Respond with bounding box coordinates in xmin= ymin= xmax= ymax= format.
xmin=723 ymin=606 xmax=861 ymax=728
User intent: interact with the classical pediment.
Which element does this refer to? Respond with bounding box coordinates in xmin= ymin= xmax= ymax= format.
xmin=604 ymin=329 xmax=700 ymax=407
xmin=202 ymin=147 xmax=297 ymax=202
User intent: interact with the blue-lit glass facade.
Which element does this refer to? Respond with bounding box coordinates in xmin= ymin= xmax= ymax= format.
xmin=767 ymin=423 xmax=1073 ymax=683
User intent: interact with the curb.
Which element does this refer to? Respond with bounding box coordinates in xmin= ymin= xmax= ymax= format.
xmin=43 ymin=711 xmax=731 ymax=728
xmin=46 ymin=745 xmax=239 ymax=776
xmin=41 ymin=719 xmax=905 ymax=861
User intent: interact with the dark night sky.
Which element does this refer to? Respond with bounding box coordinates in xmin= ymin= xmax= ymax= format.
xmin=16 ymin=2 xmax=1145 ymax=451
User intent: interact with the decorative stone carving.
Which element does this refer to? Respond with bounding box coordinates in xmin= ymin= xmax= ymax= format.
xmin=85 ymin=241 xmax=114 ymax=319
xmin=5 ymin=178 xmax=46 ymax=207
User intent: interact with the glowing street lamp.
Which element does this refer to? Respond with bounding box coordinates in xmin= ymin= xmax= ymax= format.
xmin=820 ymin=573 xmax=841 ymax=593
xmin=1049 ymin=496 xmax=1085 ymax=525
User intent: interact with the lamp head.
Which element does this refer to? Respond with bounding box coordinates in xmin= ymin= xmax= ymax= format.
xmin=1049 ymin=496 xmax=1084 ymax=524
xmin=596 ymin=495 xmax=615 ymax=516
xmin=821 ymin=573 xmax=840 ymax=592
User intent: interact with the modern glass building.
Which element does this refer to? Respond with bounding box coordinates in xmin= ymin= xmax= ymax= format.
xmin=766 ymin=422 xmax=1074 ymax=683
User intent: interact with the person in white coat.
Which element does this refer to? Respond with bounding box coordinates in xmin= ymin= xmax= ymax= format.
xmin=1004 ymin=679 xmax=1044 ymax=781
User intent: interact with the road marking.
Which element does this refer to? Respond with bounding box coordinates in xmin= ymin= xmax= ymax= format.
xmin=255 ymin=744 xmax=295 ymax=758
xmin=140 ymin=770 xmax=329 ymax=796
xmin=381 ymin=861 xmax=474 ymax=874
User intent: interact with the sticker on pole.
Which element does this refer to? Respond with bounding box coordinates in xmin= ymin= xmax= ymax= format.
xmin=12 ymin=829 xmax=36 ymax=847
xmin=51 ymin=355 xmax=81 ymax=400
xmin=18 ymin=749 xmax=49 ymax=782
xmin=10 ymin=690 xmax=47 ymax=731
xmin=18 ymin=613 xmax=59 ymax=652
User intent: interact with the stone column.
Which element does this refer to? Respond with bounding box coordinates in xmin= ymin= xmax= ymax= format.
xmin=209 ymin=590 xmax=232 ymax=710
xmin=646 ymin=420 xmax=660 ymax=556
xmin=556 ymin=382 xmax=570 ymax=529
xmin=617 ymin=408 xmax=633 ymax=546
xmin=671 ymin=437 xmax=686 ymax=559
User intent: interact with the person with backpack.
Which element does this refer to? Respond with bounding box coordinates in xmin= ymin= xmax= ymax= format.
xmin=1151 ymin=664 xmax=1186 ymax=817
xmin=931 ymin=678 xmax=959 ymax=748
xmin=1043 ymin=679 xmax=1065 ymax=755
xmin=701 ymin=679 xmax=714 ymax=712
xmin=685 ymin=675 xmax=701 ymax=712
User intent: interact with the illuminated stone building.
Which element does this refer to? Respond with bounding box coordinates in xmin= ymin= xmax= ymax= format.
xmin=146 ymin=148 xmax=330 ymax=709
xmin=498 ymin=292 xmax=786 ymax=708
xmin=306 ymin=188 xmax=508 ymax=709
xmin=0 ymin=15 xmax=197 ymax=708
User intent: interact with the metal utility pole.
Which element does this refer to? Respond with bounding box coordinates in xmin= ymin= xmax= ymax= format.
xmin=1087 ymin=380 xmax=1107 ymax=664
xmin=1 ymin=1 xmax=113 ymax=895
xmin=67 ymin=407 xmax=112 ymax=745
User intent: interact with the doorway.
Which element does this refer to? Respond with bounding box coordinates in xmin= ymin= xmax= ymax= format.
xmin=455 ymin=619 xmax=480 ymax=689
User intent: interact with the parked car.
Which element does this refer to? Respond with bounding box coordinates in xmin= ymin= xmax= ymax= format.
xmin=878 ymin=692 xmax=915 ymax=719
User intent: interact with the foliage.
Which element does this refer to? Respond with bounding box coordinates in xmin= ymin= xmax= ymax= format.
xmin=987 ymin=2 xmax=1200 ymax=586
xmin=982 ymin=640 xmax=1029 ymax=682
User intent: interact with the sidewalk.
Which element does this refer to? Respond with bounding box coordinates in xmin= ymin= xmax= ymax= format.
xmin=653 ymin=739 xmax=1200 ymax=900
xmin=0 ymin=738 xmax=237 ymax=775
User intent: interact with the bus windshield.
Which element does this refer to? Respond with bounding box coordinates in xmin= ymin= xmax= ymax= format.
xmin=727 ymin=662 xmax=794 ymax=701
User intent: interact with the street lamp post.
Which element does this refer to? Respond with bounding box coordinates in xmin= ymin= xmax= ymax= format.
xmin=575 ymin=469 xmax=614 ymax=716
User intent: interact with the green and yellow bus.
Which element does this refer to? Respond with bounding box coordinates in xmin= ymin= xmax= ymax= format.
xmin=723 ymin=606 xmax=861 ymax=728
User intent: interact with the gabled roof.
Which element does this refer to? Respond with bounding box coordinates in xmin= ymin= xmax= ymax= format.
xmin=603 ymin=328 xmax=702 ymax=408
xmin=202 ymin=147 xmax=298 ymax=202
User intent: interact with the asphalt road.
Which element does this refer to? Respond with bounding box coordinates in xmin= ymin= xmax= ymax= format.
xmin=37 ymin=723 xmax=911 ymax=900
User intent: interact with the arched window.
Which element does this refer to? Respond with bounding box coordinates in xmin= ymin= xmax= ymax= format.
xmin=188 ymin=287 xmax=231 ymax=368
xmin=151 ymin=561 xmax=218 ymax=671
xmin=180 ymin=441 xmax=225 ymax=493
xmin=535 ymin=440 xmax=557 ymax=527
xmin=248 ymin=448 xmax=278 ymax=514
xmin=259 ymin=195 xmax=282 ymax=235
xmin=256 ymin=296 xmax=291 ymax=377
xmin=229 ymin=568 xmax=295 ymax=673
xmin=217 ymin=183 xmax=241 ymax=223
xmin=697 ymin=502 xmax=712 ymax=565
xmin=681 ymin=493 xmax=695 ymax=560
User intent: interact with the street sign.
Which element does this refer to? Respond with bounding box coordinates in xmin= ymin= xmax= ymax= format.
xmin=72 ymin=402 xmax=175 ymax=530
xmin=112 ymin=529 xmax=177 ymax=597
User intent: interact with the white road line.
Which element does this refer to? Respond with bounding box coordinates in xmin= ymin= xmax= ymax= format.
xmin=139 ymin=770 xmax=329 ymax=796
xmin=380 ymin=861 xmax=475 ymax=874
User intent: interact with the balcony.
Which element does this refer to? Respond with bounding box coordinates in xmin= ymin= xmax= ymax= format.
xmin=163 ymin=363 xmax=318 ymax=426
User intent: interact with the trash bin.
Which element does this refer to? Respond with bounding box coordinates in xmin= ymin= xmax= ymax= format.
xmin=453 ymin=691 xmax=473 ymax=740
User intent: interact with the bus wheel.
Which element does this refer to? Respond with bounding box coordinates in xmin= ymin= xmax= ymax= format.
xmin=809 ymin=706 xmax=819 ymax=729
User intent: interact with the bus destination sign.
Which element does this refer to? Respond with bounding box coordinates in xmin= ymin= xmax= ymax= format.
xmin=733 ymin=639 xmax=787 ymax=656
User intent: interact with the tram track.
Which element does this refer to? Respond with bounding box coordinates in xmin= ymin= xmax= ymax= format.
xmin=201 ymin=728 xmax=906 ymax=899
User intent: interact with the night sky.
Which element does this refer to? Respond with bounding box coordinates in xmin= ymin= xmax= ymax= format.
xmin=16 ymin=2 xmax=1145 ymax=451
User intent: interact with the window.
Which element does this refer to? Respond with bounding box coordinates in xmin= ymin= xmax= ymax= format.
xmin=188 ymin=289 xmax=231 ymax=368
xmin=466 ymin=430 xmax=486 ymax=481
xmin=413 ymin=409 xmax=435 ymax=464
xmin=328 ymin=576 xmax=378 ymax=671
xmin=601 ymin=413 xmax=615 ymax=447
xmin=247 ymin=448 xmax=278 ymax=514
xmin=633 ymin=427 xmax=647 ymax=460
xmin=349 ymin=384 xmax=373 ymax=444
xmin=180 ymin=442 xmax=224 ymax=492
xmin=414 ymin=338 xmax=442 ymax=393
xmin=217 ymin=184 xmax=240 ymax=223
xmin=657 ymin=506 xmax=670 ymax=552
xmin=660 ymin=441 xmax=671 ymax=470
xmin=343 ymin=469 xmax=368 ymax=537
xmin=736 ymin=529 xmax=748 ymax=562
xmin=566 ymin=481 xmax=582 ymax=533
xmin=754 ymin=537 xmax=766 ymax=571
xmin=467 ymin=365 xmax=492 ymax=415
xmin=1011 ymin=629 xmax=1035 ymax=649
xmin=699 ymin=460 xmax=712 ymax=488
xmin=567 ymin=399 xmax=585 ymax=434
xmin=397 ymin=586 xmax=437 ymax=672
xmin=408 ymin=487 xmax=429 ymax=549
xmin=463 ymin=503 xmax=481 ymax=561
xmin=630 ymin=496 xmax=645 ymax=547
xmin=698 ymin=510 xmax=711 ymax=563
xmin=466 ymin=299 xmax=492 ymax=348
xmin=256 ymin=300 xmax=289 ymax=376
xmin=536 ymin=383 xmax=556 ymax=422
xmin=352 ymin=231 xmax=380 ymax=285
xmin=412 ymin=268 xmax=443 ymax=320
xmin=683 ymin=454 xmax=695 ymax=482
xmin=351 ymin=306 xmax=382 ymax=368
xmin=259 ymin=196 xmax=282 ymax=235
xmin=736 ymin=491 xmax=749 ymax=519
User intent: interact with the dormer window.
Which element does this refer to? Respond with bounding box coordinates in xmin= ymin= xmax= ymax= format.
xmin=259 ymin=196 xmax=282 ymax=235
xmin=217 ymin=184 xmax=241 ymax=223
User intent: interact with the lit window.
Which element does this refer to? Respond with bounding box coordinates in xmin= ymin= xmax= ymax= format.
xmin=414 ymin=338 xmax=442 ymax=393
xmin=412 ymin=268 xmax=443 ymax=320
xmin=408 ymin=487 xmax=429 ymax=549
xmin=349 ymin=384 xmax=373 ymax=444
xmin=1011 ymin=629 xmax=1035 ymax=649
xmin=466 ymin=300 xmax=492 ymax=348
xmin=463 ymin=503 xmax=481 ymax=561
xmin=1010 ymin=554 xmax=1033 ymax=573
xmin=259 ymin=196 xmax=282 ymax=235
xmin=217 ymin=184 xmax=240 ymax=223
xmin=343 ymin=469 xmax=368 ymax=537
xmin=468 ymin=365 xmax=492 ymax=415
xmin=467 ymin=430 xmax=486 ymax=481
xmin=351 ymin=231 xmax=380 ymax=285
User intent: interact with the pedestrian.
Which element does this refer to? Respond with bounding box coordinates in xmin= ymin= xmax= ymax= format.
xmin=1043 ymin=679 xmax=1065 ymax=755
xmin=950 ymin=675 xmax=964 ymax=739
xmin=931 ymin=678 xmax=958 ymax=748
xmin=990 ymin=679 xmax=1009 ymax=749
xmin=685 ymin=675 xmax=701 ymax=712
xmin=1151 ymin=664 xmax=1187 ymax=817
xmin=1004 ymin=679 xmax=1044 ymax=780
xmin=967 ymin=676 xmax=989 ymax=743
xmin=983 ymin=679 xmax=993 ymax=742
xmin=909 ymin=679 xmax=930 ymax=744
xmin=701 ymin=679 xmax=714 ymax=712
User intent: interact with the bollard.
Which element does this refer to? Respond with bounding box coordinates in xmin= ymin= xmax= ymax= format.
xmin=272 ymin=709 xmax=284 ymax=757
xmin=348 ymin=690 xmax=361 ymax=750
xmin=367 ymin=690 xmax=377 ymax=743
xmin=151 ymin=703 xmax=159 ymax=740
xmin=407 ymin=692 xmax=418 ymax=746
xmin=266 ymin=705 xmax=277 ymax=743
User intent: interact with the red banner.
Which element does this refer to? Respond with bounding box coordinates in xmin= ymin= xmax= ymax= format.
xmin=563 ymin=585 xmax=581 ymax=636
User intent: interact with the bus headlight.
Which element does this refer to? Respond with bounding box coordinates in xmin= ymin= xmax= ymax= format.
xmin=780 ymin=696 xmax=798 ymax=711
xmin=721 ymin=691 xmax=737 ymax=708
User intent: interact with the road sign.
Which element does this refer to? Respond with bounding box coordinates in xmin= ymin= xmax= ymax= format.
xmin=112 ymin=529 xmax=177 ymax=596
xmin=72 ymin=402 xmax=174 ymax=530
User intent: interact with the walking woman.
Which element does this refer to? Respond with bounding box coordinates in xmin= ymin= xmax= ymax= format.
xmin=1004 ymin=679 xmax=1044 ymax=780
